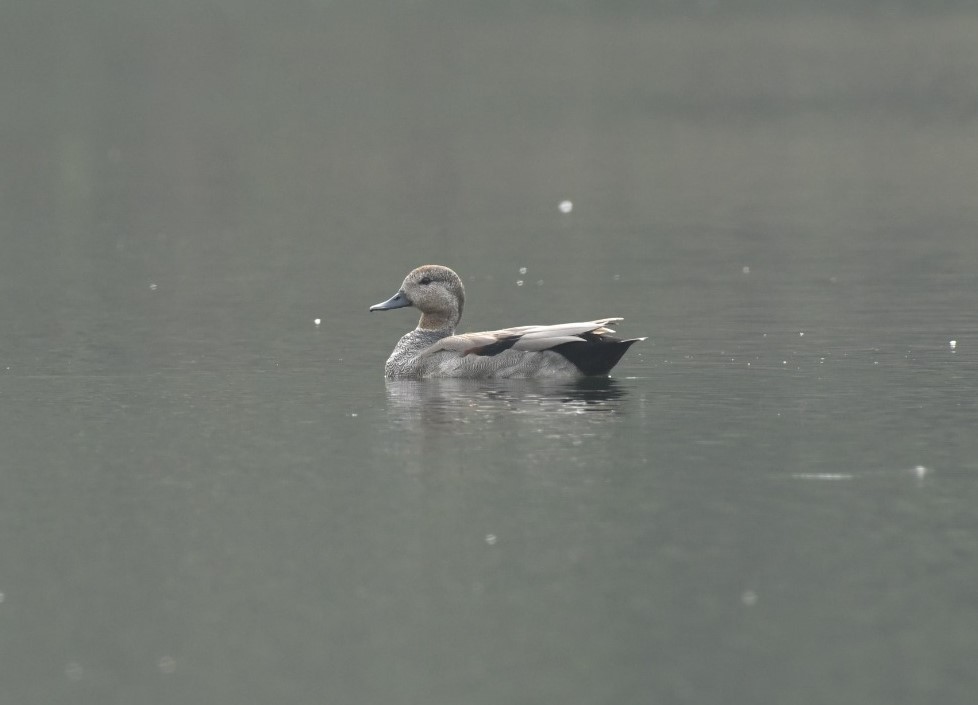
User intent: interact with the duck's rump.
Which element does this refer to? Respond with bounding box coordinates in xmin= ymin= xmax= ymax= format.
xmin=549 ymin=332 xmax=642 ymax=376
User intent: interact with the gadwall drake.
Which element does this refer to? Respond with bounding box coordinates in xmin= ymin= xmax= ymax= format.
xmin=370 ymin=265 xmax=645 ymax=379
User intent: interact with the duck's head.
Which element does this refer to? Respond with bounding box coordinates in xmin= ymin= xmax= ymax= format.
xmin=370 ymin=265 xmax=465 ymax=331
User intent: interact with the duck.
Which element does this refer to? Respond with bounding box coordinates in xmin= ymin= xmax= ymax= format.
xmin=369 ymin=265 xmax=645 ymax=379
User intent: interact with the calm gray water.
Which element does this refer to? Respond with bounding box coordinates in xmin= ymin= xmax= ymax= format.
xmin=2 ymin=4 xmax=978 ymax=704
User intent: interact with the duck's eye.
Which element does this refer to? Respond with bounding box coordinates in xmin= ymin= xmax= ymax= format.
xmin=419 ymin=277 xmax=432 ymax=285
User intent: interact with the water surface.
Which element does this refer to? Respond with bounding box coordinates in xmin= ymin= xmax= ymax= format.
xmin=2 ymin=4 xmax=978 ymax=704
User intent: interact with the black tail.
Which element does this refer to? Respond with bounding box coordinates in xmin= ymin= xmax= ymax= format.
xmin=551 ymin=333 xmax=642 ymax=377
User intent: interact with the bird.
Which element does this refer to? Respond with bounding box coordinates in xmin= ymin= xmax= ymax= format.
xmin=369 ymin=265 xmax=644 ymax=379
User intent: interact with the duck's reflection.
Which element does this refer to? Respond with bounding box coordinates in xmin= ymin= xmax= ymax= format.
xmin=383 ymin=377 xmax=630 ymax=431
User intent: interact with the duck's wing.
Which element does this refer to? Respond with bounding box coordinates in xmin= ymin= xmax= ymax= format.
xmin=419 ymin=318 xmax=628 ymax=357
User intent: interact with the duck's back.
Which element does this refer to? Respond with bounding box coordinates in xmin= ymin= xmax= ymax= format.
xmin=383 ymin=324 xmax=640 ymax=379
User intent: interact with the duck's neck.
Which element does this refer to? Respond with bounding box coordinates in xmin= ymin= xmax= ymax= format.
xmin=418 ymin=311 xmax=458 ymax=333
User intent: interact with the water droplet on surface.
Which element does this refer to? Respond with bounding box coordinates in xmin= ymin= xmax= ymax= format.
xmin=516 ymin=280 xmax=524 ymax=287
xmin=314 ymin=318 xmax=321 ymax=326
xmin=559 ymin=200 xmax=573 ymax=213
xmin=949 ymin=339 xmax=957 ymax=349
xmin=519 ymin=266 xmax=527 ymax=274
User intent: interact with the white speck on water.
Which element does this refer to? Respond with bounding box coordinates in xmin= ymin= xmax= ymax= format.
xmin=874 ymin=361 xmax=879 ymax=365
xmin=485 ymin=534 xmax=497 ymax=545
xmin=350 ymin=413 xmax=358 ymax=418
xmin=65 ymin=662 xmax=84 ymax=681
xmin=829 ymin=276 xmax=838 ymax=284
xmin=742 ymin=265 xmax=750 ymax=274
xmin=782 ymin=360 xmax=787 ymax=365
xmin=0 ymin=591 xmax=4 ymax=603
xmin=949 ymin=339 xmax=957 ymax=349
xmin=741 ymin=590 xmax=758 ymax=606
xmin=799 ymin=331 xmax=805 ymax=337
xmin=516 ymin=280 xmax=524 ymax=287
xmin=158 ymin=656 xmax=177 ymax=674
xmin=314 ymin=318 xmax=321 ymax=326
xmin=613 ymin=274 xmax=621 ymax=281
xmin=913 ymin=465 xmax=929 ymax=479
xmin=536 ymin=279 xmax=544 ymax=286
xmin=149 ymin=283 xmax=158 ymax=291
xmin=559 ymin=200 xmax=573 ymax=213
xmin=519 ymin=266 xmax=527 ymax=275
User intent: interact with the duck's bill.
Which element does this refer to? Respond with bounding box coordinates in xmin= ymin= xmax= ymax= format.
xmin=369 ymin=290 xmax=412 ymax=311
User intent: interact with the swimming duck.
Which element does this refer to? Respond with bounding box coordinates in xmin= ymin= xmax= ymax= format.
xmin=369 ymin=265 xmax=644 ymax=379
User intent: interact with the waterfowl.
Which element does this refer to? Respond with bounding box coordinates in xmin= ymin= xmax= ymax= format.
xmin=369 ymin=265 xmax=645 ymax=379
